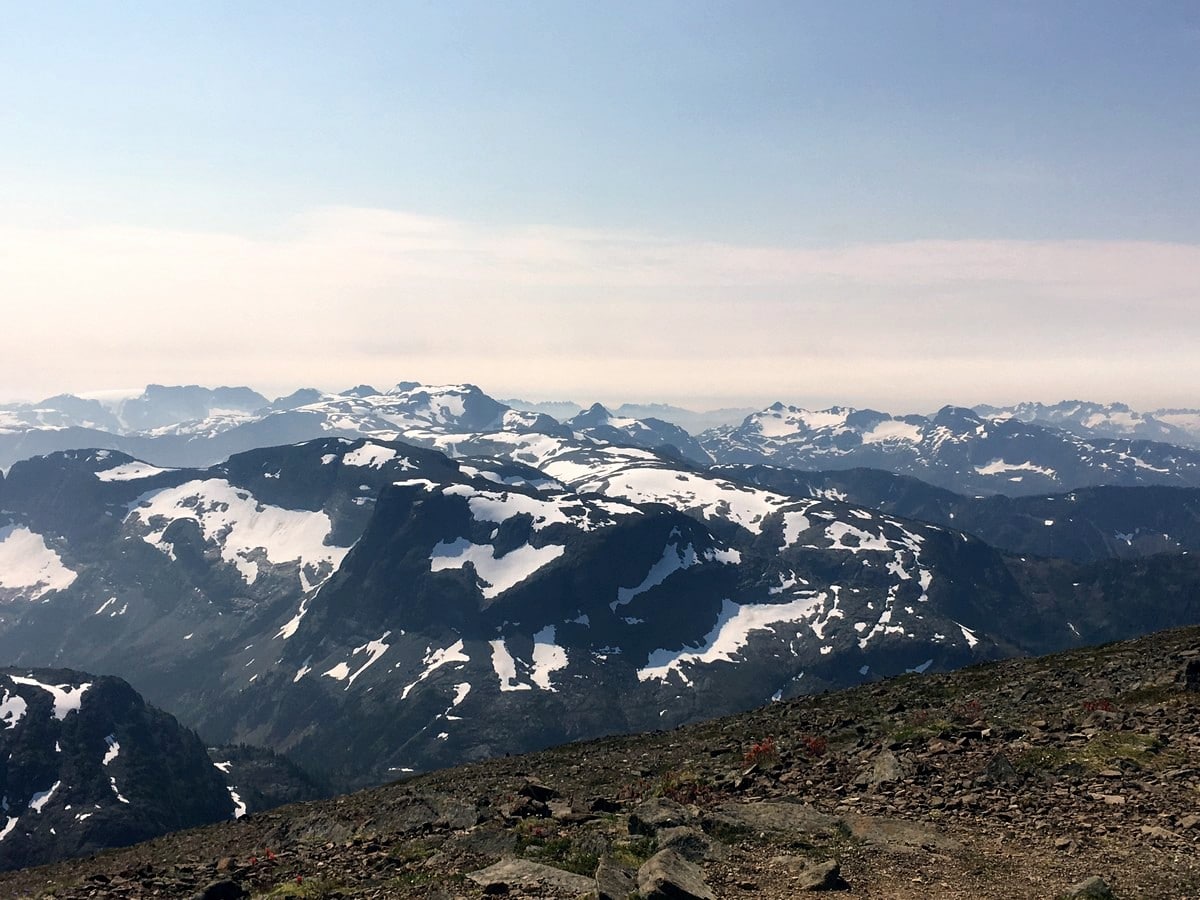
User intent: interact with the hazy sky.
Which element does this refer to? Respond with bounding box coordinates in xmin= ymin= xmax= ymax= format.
xmin=2 ymin=2 xmax=1198 ymax=411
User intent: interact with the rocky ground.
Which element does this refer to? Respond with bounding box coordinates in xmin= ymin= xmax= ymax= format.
xmin=0 ymin=626 xmax=1197 ymax=900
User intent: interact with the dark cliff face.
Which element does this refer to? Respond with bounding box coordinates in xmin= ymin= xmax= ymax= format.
xmin=0 ymin=669 xmax=234 ymax=872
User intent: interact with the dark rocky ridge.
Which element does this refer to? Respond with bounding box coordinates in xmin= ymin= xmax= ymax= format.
xmin=0 ymin=669 xmax=234 ymax=872
xmin=0 ymin=626 xmax=1195 ymax=898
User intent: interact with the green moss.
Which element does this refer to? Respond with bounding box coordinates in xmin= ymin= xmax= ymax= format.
xmin=1117 ymin=683 xmax=1182 ymax=707
xmin=386 ymin=839 xmax=438 ymax=864
xmin=511 ymin=824 xmax=602 ymax=876
xmin=887 ymin=717 xmax=953 ymax=744
xmin=609 ymin=835 xmax=657 ymax=869
xmin=1016 ymin=730 xmax=1169 ymax=773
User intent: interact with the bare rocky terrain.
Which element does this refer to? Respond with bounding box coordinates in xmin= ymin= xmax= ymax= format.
xmin=0 ymin=625 xmax=1197 ymax=900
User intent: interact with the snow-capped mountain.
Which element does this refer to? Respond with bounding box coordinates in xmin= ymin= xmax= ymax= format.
xmin=500 ymin=398 xmax=584 ymax=421
xmin=0 ymin=385 xmax=269 ymax=439
xmin=975 ymin=400 xmax=1200 ymax=448
xmin=567 ymin=403 xmax=711 ymax=464
xmin=717 ymin=465 xmax=1200 ymax=562
xmin=0 ymin=383 xmax=565 ymax=472
xmin=113 ymin=384 xmax=269 ymax=433
xmin=504 ymin=399 xmax=757 ymax=434
xmin=612 ymin=402 xmax=759 ymax=434
xmin=0 ymin=669 xmax=235 ymax=871
xmin=6 ymin=384 xmax=1200 ymax=499
xmin=700 ymin=403 xmax=1200 ymax=495
xmin=3 ymin=436 xmax=1200 ymax=786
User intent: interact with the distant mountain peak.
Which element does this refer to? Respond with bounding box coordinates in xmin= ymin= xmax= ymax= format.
xmin=572 ymin=402 xmax=613 ymax=426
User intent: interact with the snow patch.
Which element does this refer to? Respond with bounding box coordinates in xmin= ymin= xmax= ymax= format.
xmin=95 ymin=461 xmax=172 ymax=481
xmin=861 ymin=419 xmax=923 ymax=444
xmin=489 ymin=639 xmax=532 ymax=692
xmin=613 ymin=539 xmax=738 ymax=610
xmin=530 ymin=626 xmax=568 ymax=691
xmin=228 ymin=788 xmax=246 ymax=819
xmin=430 ymin=538 xmax=564 ymax=599
xmin=974 ymin=459 xmax=1057 ymax=479
xmin=638 ymin=596 xmax=824 ymax=685
xmin=0 ymin=526 xmax=77 ymax=600
xmin=9 ymin=676 xmax=91 ymax=719
xmin=0 ymin=691 xmax=27 ymax=729
xmin=343 ymin=443 xmax=399 ymax=469
xmin=401 ymin=640 xmax=470 ymax=699
xmin=29 ymin=781 xmax=61 ymax=813
xmin=126 ymin=479 xmax=350 ymax=588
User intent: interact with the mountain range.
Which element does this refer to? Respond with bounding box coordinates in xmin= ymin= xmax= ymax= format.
xmin=5 ymin=385 xmax=1200 ymax=498
xmin=1 ymin=424 xmax=1199 ymax=784
xmin=1 ymin=380 xmax=1200 ymax=876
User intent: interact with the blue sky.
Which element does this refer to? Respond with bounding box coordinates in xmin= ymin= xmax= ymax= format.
xmin=3 ymin=2 xmax=1199 ymax=408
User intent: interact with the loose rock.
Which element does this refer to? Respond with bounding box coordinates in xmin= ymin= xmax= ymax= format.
xmin=637 ymin=849 xmax=716 ymax=900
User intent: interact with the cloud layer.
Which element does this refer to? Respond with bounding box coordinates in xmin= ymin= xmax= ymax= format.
xmin=3 ymin=208 xmax=1197 ymax=410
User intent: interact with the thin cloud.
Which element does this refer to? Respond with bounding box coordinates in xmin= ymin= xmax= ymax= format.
xmin=2 ymin=208 xmax=1197 ymax=409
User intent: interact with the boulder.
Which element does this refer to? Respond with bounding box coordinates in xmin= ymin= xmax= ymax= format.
xmin=518 ymin=777 xmax=561 ymax=802
xmin=985 ymin=752 xmax=1020 ymax=785
xmin=594 ymin=855 xmax=637 ymax=900
xmin=770 ymin=856 xmax=849 ymax=891
xmin=1184 ymin=660 xmax=1200 ymax=692
xmin=844 ymin=815 xmax=962 ymax=853
xmin=1063 ymin=875 xmax=1115 ymax=899
xmin=192 ymin=882 xmax=248 ymax=900
xmin=656 ymin=825 xmax=727 ymax=862
xmin=629 ymin=797 xmax=692 ymax=835
xmin=637 ymin=849 xmax=716 ymax=900
xmin=796 ymin=859 xmax=849 ymax=891
xmin=865 ymin=750 xmax=906 ymax=788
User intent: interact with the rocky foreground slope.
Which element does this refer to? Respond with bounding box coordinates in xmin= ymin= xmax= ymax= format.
xmin=1 ymin=626 xmax=1197 ymax=899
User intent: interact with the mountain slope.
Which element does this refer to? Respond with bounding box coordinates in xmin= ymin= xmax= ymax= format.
xmin=4 ymin=437 xmax=1200 ymax=790
xmin=0 ymin=669 xmax=235 ymax=872
xmin=719 ymin=465 xmax=1200 ymax=562
xmin=0 ymin=625 xmax=1196 ymax=898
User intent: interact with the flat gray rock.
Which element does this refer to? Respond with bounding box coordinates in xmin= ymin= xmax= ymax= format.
xmin=466 ymin=857 xmax=595 ymax=893
xmin=711 ymin=800 xmax=841 ymax=835
xmin=844 ymin=814 xmax=962 ymax=853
